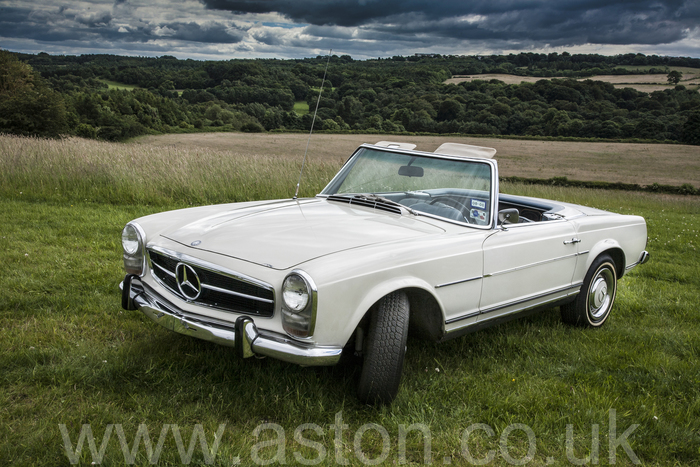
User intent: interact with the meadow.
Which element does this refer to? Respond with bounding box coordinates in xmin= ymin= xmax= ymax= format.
xmin=1 ymin=133 xmax=699 ymax=465
xmin=98 ymin=79 xmax=142 ymax=92
xmin=134 ymin=132 xmax=700 ymax=187
xmin=445 ymin=67 xmax=700 ymax=92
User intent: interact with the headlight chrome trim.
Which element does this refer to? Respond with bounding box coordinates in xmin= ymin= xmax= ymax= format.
xmin=122 ymin=222 xmax=147 ymax=276
xmin=282 ymin=273 xmax=310 ymax=313
xmin=281 ymin=269 xmax=318 ymax=339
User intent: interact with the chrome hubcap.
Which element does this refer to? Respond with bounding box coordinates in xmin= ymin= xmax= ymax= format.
xmin=588 ymin=267 xmax=614 ymax=320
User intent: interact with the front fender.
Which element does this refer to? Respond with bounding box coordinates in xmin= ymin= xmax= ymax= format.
xmin=313 ymin=275 xmax=443 ymax=347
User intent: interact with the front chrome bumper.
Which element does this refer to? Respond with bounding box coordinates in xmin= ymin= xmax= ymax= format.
xmin=121 ymin=275 xmax=342 ymax=366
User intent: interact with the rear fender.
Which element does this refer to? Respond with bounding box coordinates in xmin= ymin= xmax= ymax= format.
xmin=584 ymin=240 xmax=625 ymax=277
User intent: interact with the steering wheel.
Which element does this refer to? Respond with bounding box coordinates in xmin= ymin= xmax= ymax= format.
xmin=429 ymin=196 xmax=473 ymax=223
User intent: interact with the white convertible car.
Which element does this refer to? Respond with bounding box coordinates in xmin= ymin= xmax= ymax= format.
xmin=121 ymin=142 xmax=649 ymax=404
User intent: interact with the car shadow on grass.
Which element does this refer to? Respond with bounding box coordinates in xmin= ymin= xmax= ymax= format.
xmin=109 ymin=307 xmax=573 ymax=413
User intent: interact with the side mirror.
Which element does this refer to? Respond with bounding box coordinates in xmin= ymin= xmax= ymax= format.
xmin=498 ymin=208 xmax=520 ymax=225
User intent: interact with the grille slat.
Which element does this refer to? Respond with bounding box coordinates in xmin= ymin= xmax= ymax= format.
xmin=148 ymin=249 xmax=274 ymax=317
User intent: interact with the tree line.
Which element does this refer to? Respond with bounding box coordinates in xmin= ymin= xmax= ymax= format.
xmin=1 ymin=50 xmax=699 ymax=145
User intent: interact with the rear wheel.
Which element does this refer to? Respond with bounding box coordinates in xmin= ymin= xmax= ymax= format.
xmin=562 ymin=254 xmax=617 ymax=327
xmin=357 ymin=291 xmax=409 ymax=405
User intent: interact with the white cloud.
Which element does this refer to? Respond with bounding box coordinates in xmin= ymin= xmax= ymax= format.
xmin=153 ymin=25 xmax=176 ymax=36
xmin=456 ymin=14 xmax=486 ymax=25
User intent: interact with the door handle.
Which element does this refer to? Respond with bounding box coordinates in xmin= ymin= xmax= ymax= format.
xmin=563 ymin=238 xmax=582 ymax=245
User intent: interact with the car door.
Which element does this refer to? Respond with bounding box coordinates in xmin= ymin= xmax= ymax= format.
xmin=478 ymin=220 xmax=580 ymax=322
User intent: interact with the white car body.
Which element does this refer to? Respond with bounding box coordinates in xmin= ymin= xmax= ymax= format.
xmin=121 ymin=142 xmax=649 ymax=403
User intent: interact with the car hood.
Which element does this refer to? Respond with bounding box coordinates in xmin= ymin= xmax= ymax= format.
xmin=160 ymin=198 xmax=446 ymax=269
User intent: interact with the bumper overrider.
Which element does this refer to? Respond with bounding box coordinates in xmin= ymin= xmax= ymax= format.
xmin=121 ymin=274 xmax=342 ymax=366
xmin=625 ymin=250 xmax=651 ymax=271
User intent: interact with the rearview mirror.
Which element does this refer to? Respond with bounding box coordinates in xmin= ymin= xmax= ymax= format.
xmin=398 ymin=165 xmax=424 ymax=177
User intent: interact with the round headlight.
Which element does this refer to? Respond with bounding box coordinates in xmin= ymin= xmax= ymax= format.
xmin=122 ymin=224 xmax=142 ymax=256
xmin=282 ymin=274 xmax=310 ymax=312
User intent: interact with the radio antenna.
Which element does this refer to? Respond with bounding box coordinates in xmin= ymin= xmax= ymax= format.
xmin=293 ymin=49 xmax=332 ymax=200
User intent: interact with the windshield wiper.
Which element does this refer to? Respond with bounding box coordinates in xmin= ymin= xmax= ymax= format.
xmin=362 ymin=194 xmax=419 ymax=216
xmin=329 ymin=193 xmax=420 ymax=216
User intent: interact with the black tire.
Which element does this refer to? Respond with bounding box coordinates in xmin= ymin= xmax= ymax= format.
xmin=562 ymin=254 xmax=617 ymax=327
xmin=357 ymin=291 xmax=410 ymax=405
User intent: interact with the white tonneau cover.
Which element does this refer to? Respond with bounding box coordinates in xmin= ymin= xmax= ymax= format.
xmin=374 ymin=141 xmax=497 ymax=159
xmin=434 ymin=143 xmax=497 ymax=159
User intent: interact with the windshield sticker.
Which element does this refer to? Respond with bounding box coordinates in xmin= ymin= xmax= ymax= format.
xmin=470 ymin=209 xmax=487 ymax=222
xmin=471 ymin=199 xmax=486 ymax=209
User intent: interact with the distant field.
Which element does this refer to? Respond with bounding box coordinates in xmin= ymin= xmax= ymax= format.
xmin=135 ymin=133 xmax=700 ymax=187
xmin=98 ymin=79 xmax=141 ymax=91
xmin=446 ymin=68 xmax=700 ymax=92
xmin=294 ymin=101 xmax=310 ymax=115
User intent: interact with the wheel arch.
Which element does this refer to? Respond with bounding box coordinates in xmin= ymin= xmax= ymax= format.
xmin=405 ymin=287 xmax=445 ymax=342
xmin=348 ymin=278 xmax=446 ymax=345
xmin=585 ymin=242 xmax=625 ymax=278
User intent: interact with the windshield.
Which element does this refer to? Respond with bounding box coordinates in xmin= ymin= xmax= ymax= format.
xmin=321 ymin=148 xmax=494 ymax=226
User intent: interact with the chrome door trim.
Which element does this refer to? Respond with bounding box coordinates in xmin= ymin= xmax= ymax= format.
xmin=484 ymin=253 xmax=579 ymax=277
xmin=435 ymin=276 xmax=482 ymax=288
xmin=445 ymin=282 xmax=583 ymax=325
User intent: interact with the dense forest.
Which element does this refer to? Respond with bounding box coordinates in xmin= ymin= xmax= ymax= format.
xmin=1 ymin=50 xmax=699 ymax=144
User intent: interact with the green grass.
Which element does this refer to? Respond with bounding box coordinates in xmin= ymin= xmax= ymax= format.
xmin=0 ymin=135 xmax=336 ymax=205
xmin=99 ymin=79 xmax=141 ymax=91
xmin=1 ymin=135 xmax=699 ymax=465
xmin=294 ymin=101 xmax=310 ymax=115
xmin=295 ymin=87 xmax=336 ymax=115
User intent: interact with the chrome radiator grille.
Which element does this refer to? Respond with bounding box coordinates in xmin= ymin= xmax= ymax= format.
xmin=148 ymin=248 xmax=275 ymax=317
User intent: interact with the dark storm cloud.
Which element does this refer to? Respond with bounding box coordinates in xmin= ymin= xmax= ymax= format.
xmin=203 ymin=0 xmax=406 ymax=27
xmin=0 ymin=4 xmax=244 ymax=46
xmin=203 ymin=0 xmax=700 ymax=47
xmin=108 ymin=22 xmax=246 ymax=45
xmin=1 ymin=0 xmax=698 ymax=59
xmin=154 ymin=22 xmax=246 ymax=43
xmin=75 ymin=11 xmax=114 ymax=27
xmin=0 ymin=6 xmax=81 ymax=42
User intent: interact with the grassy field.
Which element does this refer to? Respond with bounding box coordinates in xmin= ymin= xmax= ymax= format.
xmin=294 ymin=101 xmax=310 ymax=115
xmin=98 ymin=79 xmax=142 ymax=91
xmin=446 ymin=68 xmax=700 ymax=92
xmin=1 ymin=134 xmax=699 ymax=465
xmin=134 ymin=133 xmax=700 ymax=187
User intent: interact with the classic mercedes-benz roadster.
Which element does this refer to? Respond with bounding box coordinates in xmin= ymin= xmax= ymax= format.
xmin=121 ymin=141 xmax=649 ymax=404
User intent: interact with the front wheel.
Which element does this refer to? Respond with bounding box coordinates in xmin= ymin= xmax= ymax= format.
xmin=357 ymin=291 xmax=410 ymax=405
xmin=562 ymin=254 xmax=617 ymax=327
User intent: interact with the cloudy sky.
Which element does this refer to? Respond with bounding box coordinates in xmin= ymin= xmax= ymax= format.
xmin=1 ymin=0 xmax=699 ymax=60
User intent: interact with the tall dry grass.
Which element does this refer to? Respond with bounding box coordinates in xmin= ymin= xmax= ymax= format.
xmin=0 ymin=134 xmax=342 ymax=205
